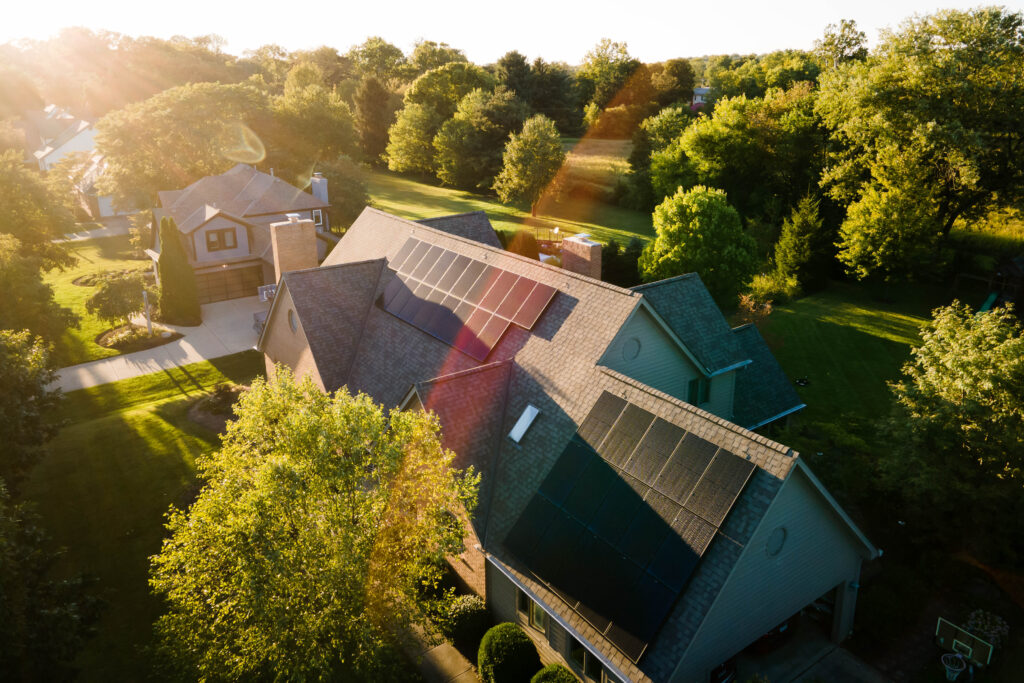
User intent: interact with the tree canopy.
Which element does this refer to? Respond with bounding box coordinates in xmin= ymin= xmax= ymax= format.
xmin=639 ymin=186 xmax=757 ymax=304
xmin=156 ymin=218 xmax=200 ymax=326
xmin=577 ymin=39 xmax=640 ymax=109
xmin=0 ymin=150 xmax=76 ymax=268
xmin=150 ymin=368 xmax=478 ymax=680
xmin=404 ymin=62 xmax=496 ymax=121
xmin=0 ymin=235 xmax=77 ymax=341
xmin=493 ymin=115 xmax=565 ymax=215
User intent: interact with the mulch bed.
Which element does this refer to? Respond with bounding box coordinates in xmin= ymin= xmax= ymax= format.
xmin=95 ymin=323 xmax=181 ymax=352
xmin=187 ymin=385 xmax=248 ymax=434
xmin=72 ymin=268 xmax=152 ymax=287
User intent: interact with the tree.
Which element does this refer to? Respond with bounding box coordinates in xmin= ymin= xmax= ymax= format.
xmin=85 ymin=271 xmax=148 ymax=328
xmin=529 ymin=59 xmax=583 ymax=135
xmin=816 ymin=8 xmax=1024 ymax=243
xmin=404 ymin=62 xmax=496 ymax=121
xmin=150 ymin=368 xmax=478 ymax=680
xmin=314 ymin=156 xmax=370 ymax=229
xmin=494 ymin=51 xmax=533 ymax=99
xmin=348 ymin=37 xmax=407 ymax=86
xmin=353 ymin=76 xmax=394 ymax=164
xmin=0 ymin=151 xmax=76 ymax=268
xmin=157 ymin=217 xmax=201 ymax=325
xmin=707 ymin=50 xmax=820 ymax=104
xmin=0 ymin=330 xmax=61 ymax=489
xmin=0 ymin=479 xmax=100 ymax=680
xmin=409 ymin=40 xmax=467 ymax=76
xmin=639 ymin=186 xmax=757 ymax=304
xmin=95 ymin=83 xmax=271 ymax=210
xmin=477 ymin=623 xmax=541 ymax=683
xmin=651 ymin=58 xmax=696 ymax=106
xmin=269 ymin=74 xmax=357 ymax=183
xmin=814 ymin=19 xmax=868 ymax=69
xmin=577 ymin=39 xmax=640 ymax=109
xmin=434 ymin=88 xmax=529 ymax=190
xmin=774 ymin=195 xmax=831 ymax=289
xmin=493 ymin=115 xmax=565 ymax=216
xmin=0 ymin=235 xmax=78 ymax=341
xmin=386 ymin=103 xmax=446 ymax=175
xmin=882 ymin=303 xmax=1024 ymax=539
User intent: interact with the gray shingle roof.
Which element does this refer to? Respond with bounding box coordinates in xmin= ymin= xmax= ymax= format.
xmin=632 ymin=274 xmax=748 ymax=374
xmin=730 ymin=324 xmax=806 ymax=430
xmin=416 ymin=211 xmax=502 ymax=249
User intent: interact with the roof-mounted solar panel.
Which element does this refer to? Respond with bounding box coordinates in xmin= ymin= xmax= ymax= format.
xmin=398 ymin=240 xmax=430 ymax=275
xmin=390 ymin=238 xmax=421 ymax=272
xmin=513 ymin=282 xmax=557 ymax=329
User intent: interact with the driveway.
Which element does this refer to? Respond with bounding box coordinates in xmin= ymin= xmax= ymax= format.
xmin=55 ymin=216 xmax=132 ymax=242
xmin=56 ymin=296 xmax=268 ymax=393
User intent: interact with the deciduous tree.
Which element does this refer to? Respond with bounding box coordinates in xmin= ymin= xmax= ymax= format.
xmin=0 ymin=235 xmax=78 ymax=341
xmin=814 ymin=19 xmax=868 ymax=68
xmin=577 ymin=39 xmax=640 ymax=109
xmin=150 ymin=369 xmax=478 ymax=680
xmin=85 ymin=271 xmax=148 ymax=328
xmin=386 ymin=103 xmax=446 ymax=175
xmin=639 ymin=186 xmax=756 ymax=304
xmin=409 ymin=40 xmax=467 ymax=77
xmin=0 ymin=150 xmax=76 ymax=268
xmin=493 ymin=115 xmax=565 ymax=216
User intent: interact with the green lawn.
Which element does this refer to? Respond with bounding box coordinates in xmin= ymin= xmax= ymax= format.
xmin=23 ymin=351 xmax=265 ymax=681
xmin=45 ymin=234 xmax=152 ymax=367
xmin=560 ymin=138 xmax=632 ymax=191
xmin=366 ymin=169 xmax=653 ymax=245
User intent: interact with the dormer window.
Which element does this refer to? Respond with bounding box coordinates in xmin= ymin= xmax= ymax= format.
xmin=206 ymin=228 xmax=237 ymax=252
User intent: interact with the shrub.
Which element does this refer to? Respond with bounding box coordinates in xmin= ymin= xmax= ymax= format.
xmin=531 ymin=663 xmax=577 ymax=683
xmin=507 ymin=231 xmax=540 ymax=260
xmin=478 ymin=623 xmax=541 ymax=683
xmin=86 ymin=271 xmax=149 ymax=326
xmin=437 ymin=594 xmax=490 ymax=649
xmin=965 ymin=609 xmax=1010 ymax=649
xmin=746 ymin=271 xmax=801 ymax=306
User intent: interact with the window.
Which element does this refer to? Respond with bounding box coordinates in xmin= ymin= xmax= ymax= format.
xmin=687 ymin=377 xmax=710 ymax=405
xmin=312 ymin=209 xmax=323 ymax=227
xmin=517 ymin=589 xmax=530 ymax=616
xmin=288 ymin=309 xmax=298 ymax=333
xmin=205 ymin=228 xmax=237 ymax=252
xmin=517 ymin=589 xmax=546 ymax=634
xmin=568 ymin=635 xmax=606 ymax=681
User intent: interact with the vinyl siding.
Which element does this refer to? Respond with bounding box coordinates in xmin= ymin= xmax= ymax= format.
xmin=260 ymin=286 xmax=324 ymax=389
xmin=669 ymin=468 xmax=865 ymax=681
xmin=192 ymin=217 xmax=250 ymax=262
xmin=601 ymin=308 xmax=736 ymax=420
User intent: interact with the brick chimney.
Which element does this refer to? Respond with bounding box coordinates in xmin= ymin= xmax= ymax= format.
xmin=310 ymin=172 xmax=328 ymax=204
xmin=561 ymin=234 xmax=602 ymax=280
xmin=271 ymin=213 xmax=318 ymax=282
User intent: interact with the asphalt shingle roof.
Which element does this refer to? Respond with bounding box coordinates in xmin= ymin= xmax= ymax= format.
xmin=632 ymin=274 xmax=749 ymax=374
xmin=416 ymin=211 xmax=502 ymax=249
xmin=730 ymin=324 xmax=806 ymax=430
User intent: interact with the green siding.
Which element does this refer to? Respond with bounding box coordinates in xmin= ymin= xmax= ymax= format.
xmin=602 ymin=307 xmax=736 ymax=420
xmin=669 ymin=469 xmax=865 ymax=681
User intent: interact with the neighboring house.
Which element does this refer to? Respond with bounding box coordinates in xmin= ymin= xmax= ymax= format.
xmin=257 ymin=207 xmax=876 ymax=683
xmin=692 ymin=87 xmax=710 ymax=109
xmin=27 ymin=107 xmax=97 ymax=172
xmin=76 ymin=152 xmax=133 ymax=220
xmin=146 ymin=164 xmax=331 ymax=304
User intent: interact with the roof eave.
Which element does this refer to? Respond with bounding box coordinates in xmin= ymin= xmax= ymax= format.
xmin=744 ymin=402 xmax=807 ymax=431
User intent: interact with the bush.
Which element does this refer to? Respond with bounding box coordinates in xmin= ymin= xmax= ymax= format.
xmin=437 ymin=594 xmax=490 ymax=649
xmin=507 ymin=231 xmax=540 ymax=260
xmin=531 ymin=663 xmax=577 ymax=683
xmin=746 ymin=270 xmax=801 ymax=306
xmin=477 ymin=623 xmax=541 ymax=683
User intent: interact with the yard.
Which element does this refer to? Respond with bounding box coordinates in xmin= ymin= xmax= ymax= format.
xmin=23 ymin=351 xmax=265 ymax=681
xmin=45 ymin=233 xmax=153 ymax=366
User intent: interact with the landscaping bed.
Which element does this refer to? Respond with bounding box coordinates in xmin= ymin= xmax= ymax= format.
xmin=95 ymin=322 xmax=181 ymax=353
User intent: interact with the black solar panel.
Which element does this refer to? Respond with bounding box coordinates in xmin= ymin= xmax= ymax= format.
xmin=399 ymin=240 xmax=431 ymax=275
xmin=465 ymin=265 xmax=499 ymax=305
xmin=496 ymin=277 xmax=536 ymax=320
xmin=563 ymin=457 xmax=618 ymax=522
xmin=601 ymin=404 xmax=655 ymax=467
xmin=480 ymin=271 xmax=519 ymax=312
xmin=390 ymin=238 xmax=420 ymax=272
xmin=647 ymin=533 xmax=701 ymax=592
xmin=450 ymin=260 xmax=486 ymax=299
xmin=685 ymin=452 xmax=755 ymax=526
xmin=539 ymin=435 xmax=594 ymax=505
xmin=503 ymin=496 xmax=557 ymax=565
xmin=577 ymin=392 xmax=626 ymax=450
xmin=653 ymin=433 xmax=718 ymax=501
xmin=477 ymin=315 xmax=510 ymax=353
xmin=588 ymin=475 xmax=643 ymax=544
xmin=623 ymin=418 xmax=684 ymax=480
xmin=423 ymin=250 xmax=456 ymax=287
xmin=437 ymin=254 xmax=471 ymax=292
xmin=513 ymin=283 xmax=557 ymax=329
xmin=618 ymin=505 xmax=670 ymax=567
xmin=411 ymin=245 xmax=443 ymax=280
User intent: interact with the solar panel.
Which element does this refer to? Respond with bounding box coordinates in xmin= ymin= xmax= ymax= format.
xmin=623 ymin=418 xmax=684 ymax=480
xmin=588 ymin=475 xmax=643 ymax=544
xmin=685 ymin=452 xmax=755 ymax=526
xmin=513 ymin=282 xmax=557 ymax=329
xmin=653 ymin=433 xmax=718 ymax=501
xmin=495 ymin=277 xmax=536 ymax=320
xmin=391 ymin=238 xmax=421 ymax=272
xmin=605 ymin=622 xmax=647 ymax=663
xmin=577 ymin=392 xmax=626 ymax=450
xmin=477 ymin=315 xmax=510 ymax=353
xmin=643 ymin=489 xmax=682 ymax=527
xmin=563 ymin=456 xmax=618 ymax=522
xmin=398 ymin=240 xmax=431 ymax=275
xmin=647 ymin=533 xmax=701 ymax=592
xmin=539 ymin=435 xmax=594 ymax=505
xmin=423 ymin=250 xmax=456 ymax=287
xmin=381 ymin=275 xmax=405 ymax=308
xmin=465 ymin=265 xmax=499 ymax=305
xmin=437 ymin=254 xmax=471 ymax=293
xmin=480 ymin=271 xmax=519 ymax=313
xmin=503 ymin=496 xmax=558 ymax=565
xmin=601 ymin=404 xmax=655 ymax=467
xmin=450 ymin=260 xmax=486 ymax=299
xmin=411 ymin=245 xmax=443 ymax=280
xmin=618 ymin=505 xmax=671 ymax=567
xmin=532 ymin=510 xmax=585 ymax=584
xmin=671 ymin=509 xmax=717 ymax=556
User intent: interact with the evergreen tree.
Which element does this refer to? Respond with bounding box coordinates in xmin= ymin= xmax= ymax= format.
xmin=157 ymin=217 xmax=201 ymax=325
xmin=353 ymin=76 xmax=392 ymax=164
xmin=774 ymin=195 xmax=830 ymax=289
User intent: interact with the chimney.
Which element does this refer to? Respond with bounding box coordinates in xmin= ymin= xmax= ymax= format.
xmin=270 ymin=213 xmax=318 ymax=282
xmin=310 ymin=172 xmax=328 ymax=204
xmin=561 ymin=234 xmax=602 ymax=280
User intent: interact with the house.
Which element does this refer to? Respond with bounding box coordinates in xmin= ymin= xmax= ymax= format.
xmin=22 ymin=105 xmax=98 ymax=172
xmin=257 ymin=208 xmax=877 ymax=682
xmin=146 ymin=164 xmax=331 ymax=304
xmin=692 ymin=87 xmax=710 ymax=109
xmin=75 ymin=152 xmax=133 ymax=220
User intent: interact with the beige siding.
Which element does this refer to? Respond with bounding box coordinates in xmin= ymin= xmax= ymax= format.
xmin=193 ymin=216 xmax=250 ymax=262
xmin=669 ymin=469 xmax=865 ymax=681
xmin=601 ymin=308 xmax=735 ymax=420
xmin=260 ymin=286 xmax=324 ymax=389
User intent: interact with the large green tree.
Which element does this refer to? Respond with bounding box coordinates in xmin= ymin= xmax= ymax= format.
xmin=354 ymin=76 xmax=394 ymax=164
xmin=882 ymin=303 xmax=1024 ymax=543
xmin=773 ymin=195 xmax=831 ymax=289
xmin=813 ymin=19 xmax=868 ymax=69
xmin=529 ymin=59 xmax=583 ymax=135
xmin=347 ymin=37 xmax=407 ymax=86
xmin=150 ymin=369 xmax=478 ymax=680
xmin=639 ymin=186 xmax=757 ymax=303
xmin=494 ymin=115 xmax=565 ymax=216
xmin=577 ymin=39 xmax=640 ymax=109
xmin=433 ymin=88 xmax=529 ymax=190
xmin=0 ymin=151 xmax=76 ymax=268
xmin=404 ymin=62 xmax=496 ymax=121
xmin=0 ymin=235 xmax=78 ymax=341
xmin=408 ymin=40 xmax=467 ymax=77
xmin=817 ymin=7 xmax=1024 ymax=274
xmin=156 ymin=217 xmax=200 ymax=326
xmin=85 ymin=271 xmax=148 ymax=328
xmin=95 ymin=83 xmax=271 ymax=210
xmin=385 ymin=103 xmax=446 ymax=175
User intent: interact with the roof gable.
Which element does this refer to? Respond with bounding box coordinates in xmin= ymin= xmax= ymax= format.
xmin=416 ymin=211 xmax=502 ymax=248
xmin=730 ymin=324 xmax=805 ymax=430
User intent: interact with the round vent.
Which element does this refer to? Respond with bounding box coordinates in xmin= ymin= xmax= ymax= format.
xmin=622 ymin=337 xmax=642 ymax=361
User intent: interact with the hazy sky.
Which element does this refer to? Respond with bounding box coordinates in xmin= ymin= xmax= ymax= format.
xmin=3 ymin=0 xmax=1022 ymax=63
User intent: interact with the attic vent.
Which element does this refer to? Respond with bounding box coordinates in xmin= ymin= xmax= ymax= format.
xmin=508 ymin=404 xmax=540 ymax=443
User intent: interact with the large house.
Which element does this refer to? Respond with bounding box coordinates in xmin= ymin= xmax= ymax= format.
xmin=146 ymin=164 xmax=330 ymax=304
xmin=258 ymin=208 xmax=877 ymax=682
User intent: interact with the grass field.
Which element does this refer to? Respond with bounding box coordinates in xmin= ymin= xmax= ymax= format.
xmin=24 ymin=351 xmax=264 ymax=681
xmin=366 ymin=167 xmax=653 ymax=245
xmin=560 ymin=138 xmax=632 ymax=191
xmin=45 ymin=234 xmax=151 ymax=367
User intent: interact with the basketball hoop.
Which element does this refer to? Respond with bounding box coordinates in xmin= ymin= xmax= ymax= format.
xmin=941 ymin=653 xmax=966 ymax=681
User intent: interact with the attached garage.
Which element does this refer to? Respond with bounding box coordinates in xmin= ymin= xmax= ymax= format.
xmin=195 ymin=265 xmax=264 ymax=304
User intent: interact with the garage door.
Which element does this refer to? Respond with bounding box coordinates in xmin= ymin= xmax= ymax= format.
xmin=195 ymin=266 xmax=264 ymax=304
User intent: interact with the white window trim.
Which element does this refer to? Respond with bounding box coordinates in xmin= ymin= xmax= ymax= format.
xmin=312 ymin=209 xmax=323 ymax=226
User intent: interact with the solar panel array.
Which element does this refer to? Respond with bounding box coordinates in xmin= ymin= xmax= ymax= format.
xmin=381 ymin=238 xmax=557 ymax=361
xmin=504 ymin=392 xmax=756 ymax=663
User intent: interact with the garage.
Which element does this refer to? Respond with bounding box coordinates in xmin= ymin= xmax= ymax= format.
xmin=195 ymin=265 xmax=264 ymax=304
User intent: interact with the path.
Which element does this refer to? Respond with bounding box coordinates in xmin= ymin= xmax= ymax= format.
xmin=404 ymin=626 xmax=478 ymax=683
xmin=56 ymin=296 xmax=267 ymax=392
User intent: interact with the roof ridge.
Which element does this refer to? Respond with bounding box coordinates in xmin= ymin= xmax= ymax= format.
xmin=340 ymin=260 xmax=388 ymax=385
xmin=597 ymin=365 xmax=796 ymax=459
xmin=360 ymin=207 xmax=638 ymax=296
xmin=282 ymin=257 xmax=386 ymax=282
xmin=417 ymin=209 xmax=488 ymax=221
xmin=630 ymin=272 xmax=699 ymax=291
xmin=416 ymin=359 xmax=514 ymax=387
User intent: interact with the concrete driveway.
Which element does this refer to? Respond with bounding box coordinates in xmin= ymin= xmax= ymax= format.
xmin=56 ymin=296 xmax=268 ymax=392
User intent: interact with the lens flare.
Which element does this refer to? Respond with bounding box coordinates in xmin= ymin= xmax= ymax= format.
xmin=223 ymin=122 xmax=266 ymax=164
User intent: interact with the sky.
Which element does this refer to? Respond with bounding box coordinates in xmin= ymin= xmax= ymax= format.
xmin=3 ymin=0 xmax=1022 ymax=63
